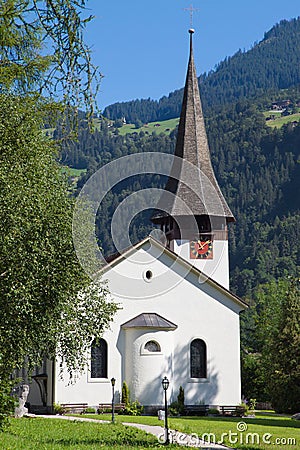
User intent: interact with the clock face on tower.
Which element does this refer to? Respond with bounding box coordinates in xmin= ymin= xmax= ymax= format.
xmin=190 ymin=236 xmax=213 ymax=259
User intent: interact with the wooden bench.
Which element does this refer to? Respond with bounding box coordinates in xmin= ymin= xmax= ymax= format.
xmin=61 ymin=403 xmax=88 ymax=414
xmin=219 ymin=406 xmax=246 ymax=417
xmin=97 ymin=403 xmax=126 ymax=414
xmin=184 ymin=405 xmax=209 ymax=416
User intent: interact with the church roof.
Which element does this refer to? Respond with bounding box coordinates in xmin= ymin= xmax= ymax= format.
xmin=121 ymin=313 xmax=177 ymax=330
xmin=152 ymin=29 xmax=234 ymax=222
xmin=102 ymin=236 xmax=248 ymax=310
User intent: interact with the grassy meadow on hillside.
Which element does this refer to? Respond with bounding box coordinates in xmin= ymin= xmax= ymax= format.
xmin=264 ymin=110 xmax=300 ymax=128
xmin=115 ymin=118 xmax=179 ymax=136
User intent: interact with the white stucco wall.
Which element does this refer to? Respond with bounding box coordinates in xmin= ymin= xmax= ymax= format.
xmin=124 ymin=329 xmax=174 ymax=405
xmin=173 ymin=239 xmax=229 ymax=289
xmin=55 ymin=239 xmax=244 ymax=408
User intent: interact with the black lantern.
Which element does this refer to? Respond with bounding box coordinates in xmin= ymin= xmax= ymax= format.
xmin=161 ymin=376 xmax=170 ymax=444
xmin=162 ymin=376 xmax=169 ymax=391
xmin=111 ymin=377 xmax=116 ymax=423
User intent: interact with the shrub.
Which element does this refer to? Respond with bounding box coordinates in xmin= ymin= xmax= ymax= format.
xmin=121 ymin=381 xmax=130 ymax=406
xmin=84 ymin=407 xmax=96 ymax=414
xmin=97 ymin=407 xmax=111 ymax=414
xmin=52 ymin=403 xmax=66 ymax=415
xmin=119 ymin=381 xmax=143 ymax=415
xmin=169 ymin=386 xmax=185 ymax=416
xmin=177 ymin=386 xmax=185 ymax=415
xmin=207 ymin=408 xmax=220 ymax=416
xmin=119 ymin=400 xmax=143 ymax=416
xmin=248 ymin=398 xmax=257 ymax=411
xmin=169 ymin=401 xmax=180 ymax=416
xmin=239 ymin=402 xmax=249 ymax=415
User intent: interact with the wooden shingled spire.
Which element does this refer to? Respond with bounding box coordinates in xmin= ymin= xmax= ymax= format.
xmin=152 ymin=29 xmax=234 ymax=225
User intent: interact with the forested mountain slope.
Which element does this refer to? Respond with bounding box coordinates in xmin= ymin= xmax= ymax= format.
xmin=103 ymin=17 xmax=300 ymax=123
xmin=58 ymin=18 xmax=300 ymax=297
xmin=205 ymin=99 xmax=300 ymax=296
xmin=62 ymin=89 xmax=300 ymax=297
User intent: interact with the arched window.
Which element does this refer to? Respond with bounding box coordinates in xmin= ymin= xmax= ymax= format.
xmin=190 ymin=339 xmax=207 ymax=378
xmin=91 ymin=338 xmax=107 ymax=378
xmin=144 ymin=340 xmax=161 ymax=352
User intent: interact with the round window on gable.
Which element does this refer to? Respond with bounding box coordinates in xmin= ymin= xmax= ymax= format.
xmin=145 ymin=270 xmax=152 ymax=280
xmin=143 ymin=269 xmax=153 ymax=282
xmin=144 ymin=340 xmax=161 ymax=352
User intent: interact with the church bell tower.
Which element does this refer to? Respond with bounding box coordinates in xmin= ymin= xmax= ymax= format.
xmin=151 ymin=29 xmax=235 ymax=289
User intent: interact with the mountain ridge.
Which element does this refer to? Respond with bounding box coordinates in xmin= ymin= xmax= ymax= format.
xmin=61 ymin=17 xmax=300 ymax=297
xmin=103 ymin=17 xmax=300 ymax=123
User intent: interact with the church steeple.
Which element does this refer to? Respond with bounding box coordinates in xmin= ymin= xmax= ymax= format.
xmin=151 ymin=29 xmax=234 ymax=288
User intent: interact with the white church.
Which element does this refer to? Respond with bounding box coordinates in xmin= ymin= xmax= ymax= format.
xmin=27 ymin=29 xmax=247 ymax=412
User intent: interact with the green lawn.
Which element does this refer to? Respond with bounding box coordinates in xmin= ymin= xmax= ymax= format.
xmin=81 ymin=413 xmax=300 ymax=450
xmin=1 ymin=418 xmax=178 ymax=449
xmin=2 ymin=414 xmax=299 ymax=449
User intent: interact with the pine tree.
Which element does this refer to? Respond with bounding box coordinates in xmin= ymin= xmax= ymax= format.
xmin=266 ymin=277 xmax=300 ymax=413
xmin=177 ymin=386 xmax=185 ymax=415
xmin=122 ymin=381 xmax=130 ymax=405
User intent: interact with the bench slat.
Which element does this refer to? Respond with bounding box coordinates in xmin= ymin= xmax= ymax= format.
xmin=183 ymin=405 xmax=245 ymax=417
xmin=61 ymin=403 xmax=88 ymax=413
xmin=98 ymin=403 xmax=125 ymax=413
xmin=219 ymin=406 xmax=245 ymax=416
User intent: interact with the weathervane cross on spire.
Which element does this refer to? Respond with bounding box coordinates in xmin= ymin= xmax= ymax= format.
xmin=184 ymin=3 xmax=200 ymax=28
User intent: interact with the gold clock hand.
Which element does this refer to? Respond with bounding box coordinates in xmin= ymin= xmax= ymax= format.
xmin=197 ymin=239 xmax=211 ymax=250
xmin=197 ymin=240 xmax=205 ymax=250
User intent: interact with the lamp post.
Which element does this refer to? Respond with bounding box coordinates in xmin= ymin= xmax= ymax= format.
xmin=162 ymin=376 xmax=170 ymax=445
xmin=111 ymin=377 xmax=116 ymax=423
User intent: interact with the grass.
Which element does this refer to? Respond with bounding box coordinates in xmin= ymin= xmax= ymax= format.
xmin=1 ymin=417 xmax=178 ymax=449
xmin=264 ymin=111 xmax=300 ymax=128
xmin=2 ymin=413 xmax=299 ymax=449
xmin=80 ymin=413 xmax=300 ymax=450
xmin=61 ymin=166 xmax=87 ymax=177
xmin=116 ymin=118 xmax=179 ymax=136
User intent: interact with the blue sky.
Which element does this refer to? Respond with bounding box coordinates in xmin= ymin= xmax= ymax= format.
xmin=84 ymin=1 xmax=300 ymax=111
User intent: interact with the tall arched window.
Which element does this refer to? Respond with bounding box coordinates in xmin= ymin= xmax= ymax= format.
xmin=190 ymin=339 xmax=207 ymax=378
xmin=91 ymin=338 xmax=107 ymax=378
